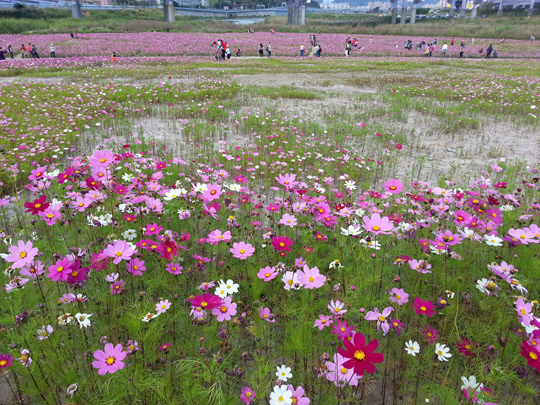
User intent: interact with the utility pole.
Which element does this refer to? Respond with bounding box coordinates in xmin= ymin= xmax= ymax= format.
xmin=497 ymin=0 xmax=503 ymax=16
xmin=528 ymin=0 xmax=535 ymax=16
xmin=71 ymin=0 xmax=82 ymax=18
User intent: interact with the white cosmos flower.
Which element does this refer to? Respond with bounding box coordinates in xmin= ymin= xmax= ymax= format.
xmin=219 ymin=279 xmax=239 ymax=295
xmin=228 ymin=183 xmax=241 ymax=192
xmin=193 ymin=183 xmax=208 ymax=193
xmin=360 ymin=239 xmax=381 ymax=250
xmin=269 ymin=385 xmax=292 ymax=405
xmin=122 ymin=229 xmax=137 ymax=241
xmin=122 ymin=173 xmax=134 ymax=182
xmin=74 ymin=313 xmax=92 ymax=329
xmin=435 ymin=343 xmax=452 ymax=361
xmin=461 ymin=375 xmax=483 ymax=393
xmin=404 ymin=340 xmax=420 ymax=356
xmin=142 ymin=312 xmax=160 ymax=322
xmin=344 ymin=180 xmax=356 ymax=191
xmin=341 ymin=225 xmax=362 ymax=236
xmin=164 ymin=190 xmax=179 ymax=201
xmin=275 ymin=365 xmax=292 ymax=382
xmin=484 ymin=235 xmax=503 ymax=246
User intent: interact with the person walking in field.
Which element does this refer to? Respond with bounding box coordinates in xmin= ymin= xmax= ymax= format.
xmin=7 ymin=44 xmax=13 ymax=59
xmin=20 ymin=44 xmax=26 ymax=59
xmin=486 ymin=44 xmax=493 ymax=58
xmin=259 ymin=43 xmax=264 ymax=57
xmin=300 ymin=44 xmax=304 ymax=57
xmin=441 ymin=42 xmax=448 ymax=57
xmin=0 ymin=47 xmax=7 ymax=61
xmin=459 ymin=42 xmax=465 ymax=58
xmin=31 ymin=44 xmax=39 ymax=59
xmin=50 ymin=44 xmax=56 ymax=58
xmin=266 ymin=42 xmax=272 ymax=57
xmin=111 ymin=52 xmax=117 ymax=63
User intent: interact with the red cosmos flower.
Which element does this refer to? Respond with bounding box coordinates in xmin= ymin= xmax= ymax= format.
xmin=520 ymin=341 xmax=540 ymax=372
xmin=314 ymin=232 xmax=328 ymax=241
xmin=188 ymin=293 xmax=223 ymax=310
xmin=24 ymin=195 xmax=49 ymax=215
xmin=338 ymin=332 xmax=384 ymax=377
xmin=412 ymin=297 xmax=435 ymax=317
xmin=156 ymin=240 xmax=179 ymax=261
xmin=494 ymin=182 xmax=507 ymax=189
xmin=456 ymin=338 xmax=478 ymax=357
xmin=156 ymin=161 xmax=167 ymax=170
xmin=86 ymin=177 xmax=102 ymax=190
xmin=395 ymin=144 xmax=403 ymax=150
xmin=272 ymin=235 xmax=294 ymax=252
xmin=123 ymin=214 xmax=137 ymax=223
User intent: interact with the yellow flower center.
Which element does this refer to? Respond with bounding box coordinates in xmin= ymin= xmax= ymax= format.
xmin=530 ymin=352 xmax=538 ymax=360
xmin=341 ymin=367 xmax=348 ymax=374
xmin=221 ymin=306 xmax=227 ymax=313
xmin=239 ymin=249 xmax=245 ymax=254
xmin=71 ymin=271 xmax=78 ymax=277
xmin=246 ymin=392 xmax=252 ymax=397
xmin=20 ymin=252 xmax=27 ymax=258
xmin=521 ymin=309 xmax=527 ymax=315
xmin=396 ymin=295 xmax=401 ymax=299
xmin=378 ymin=316 xmax=385 ymax=322
xmin=354 ymin=350 xmax=365 ymax=361
xmin=46 ymin=213 xmax=54 ymax=218
xmin=57 ymin=266 xmax=64 ymax=272
xmin=308 ymin=276 xmax=314 ymax=282
xmin=372 ymin=226 xmax=380 ymax=231
xmin=201 ymin=301 xmax=208 ymax=308
xmin=106 ymin=357 xmax=115 ymax=365
xmin=100 ymin=158 xmax=106 ymax=163
xmin=0 ymin=360 xmax=6 ymax=366
xmin=265 ymin=273 xmax=270 ymax=277
xmin=115 ymin=252 xmax=122 ymax=257
xmin=420 ymin=306 xmax=426 ymax=311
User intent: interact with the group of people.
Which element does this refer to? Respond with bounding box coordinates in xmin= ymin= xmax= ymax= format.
xmin=402 ymin=37 xmax=498 ymax=59
xmin=258 ymin=42 xmax=272 ymax=57
xmin=344 ymin=37 xmax=359 ymax=57
xmin=0 ymin=43 xmax=58 ymax=60
xmin=212 ymin=39 xmax=242 ymax=61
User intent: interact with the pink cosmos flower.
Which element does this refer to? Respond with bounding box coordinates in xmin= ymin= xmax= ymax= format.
xmin=287 ymin=385 xmax=310 ymax=405
xmin=276 ymin=173 xmax=298 ymax=188
xmin=383 ymin=179 xmax=404 ymax=194
xmin=362 ymin=213 xmax=394 ymax=235
xmin=297 ymin=265 xmax=326 ymax=289
xmin=89 ymin=150 xmax=115 ymax=168
xmin=508 ymin=228 xmax=538 ymax=245
xmin=278 ymin=214 xmax=298 ymax=228
xmin=6 ymin=240 xmax=39 ymax=269
xmin=257 ymin=266 xmax=278 ymax=282
xmin=207 ymin=230 xmax=232 ymax=245
xmin=46 ymin=257 xmax=73 ymax=282
xmin=0 ymin=354 xmax=14 ymax=369
xmin=103 ymin=240 xmax=134 ymax=265
xmin=156 ymin=240 xmax=180 ymax=261
xmin=92 ymin=343 xmax=127 ymax=375
xmin=188 ymin=293 xmax=223 ymax=310
xmin=127 ymin=258 xmax=146 ymax=276
xmin=412 ymin=297 xmax=435 ymax=317
xmin=314 ymin=315 xmax=334 ymax=331
xmin=388 ymin=288 xmax=409 ymax=305
xmin=325 ymin=353 xmax=360 ymax=387
xmin=230 ymin=242 xmax=255 ymax=260
xmin=409 ymin=259 xmax=432 ymax=274
xmin=38 ymin=207 xmax=61 ymax=225
xmin=212 ymin=296 xmax=237 ymax=322
xmin=364 ymin=307 xmax=394 ymax=335
xmin=166 ymin=262 xmax=183 ymax=275
xmin=328 ymin=299 xmax=347 ymax=316
xmin=258 ymin=307 xmax=276 ymax=323
xmin=156 ymin=299 xmax=171 ymax=314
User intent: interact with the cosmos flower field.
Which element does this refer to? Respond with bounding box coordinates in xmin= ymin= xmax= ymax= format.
xmin=0 ymin=32 xmax=539 ymax=405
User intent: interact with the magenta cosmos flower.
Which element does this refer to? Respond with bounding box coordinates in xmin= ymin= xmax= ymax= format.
xmin=230 ymin=242 xmax=255 ymax=260
xmin=338 ymin=332 xmax=384 ymax=378
xmin=258 ymin=307 xmax=276 ymax=323
xmin=272 ymin=235 xmax=294 ymax=252
xmin=103 ymin=240 xmax=134 ymax=264
xmin=0 ymin=354 xmax=14 ymax=368
xmin=6 ymin=240 xmax=39 ymax=269
xmin=297 ymin=265 xmax=326 ymax=289
xmin=412 ymin=297 xmax=436 ymax=317
xmin=240 ymin=386 xmax=256 ymax=404
xmin=188 ymin=293 xmax=223 ymax=310
xmin=46 ymin=257 xmax=73 ymax=282
xmin=383 ymin=179 xmax=404 ymax=194
xmin=362 ymin=213 xmax=394 ymax=235
xmin=212 ymin=296 xmax=237 ymax=322
xmin=92 ymin=343 xmax=127 ymax=375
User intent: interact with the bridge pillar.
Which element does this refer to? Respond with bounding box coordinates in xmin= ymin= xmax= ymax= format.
xmin=529 ymin=0 xmax=535 ymax=16
xmin=287 ymin=0 xmax=306 ymax=26
xmin=400 ymin=0 xmax=407 ymax=23
xmin=71 ymin=0 xmax=82 ymax=18
xmin=164 ymin=0 xmax=175 ymax=23
xmin=471 ymin=4 xmax=477 ymax=18
xmin=497 ymin=0 xmax=503 ymax=16
xmin=449 ymin=0 xmax=456 ymax=17
xmin=389 ymin=0 xmax=398 ymax=23
xmin=410 ymin=1 xmax=417 ymax=23
xmin=299 ymin=5 xmax=306 ymax=25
